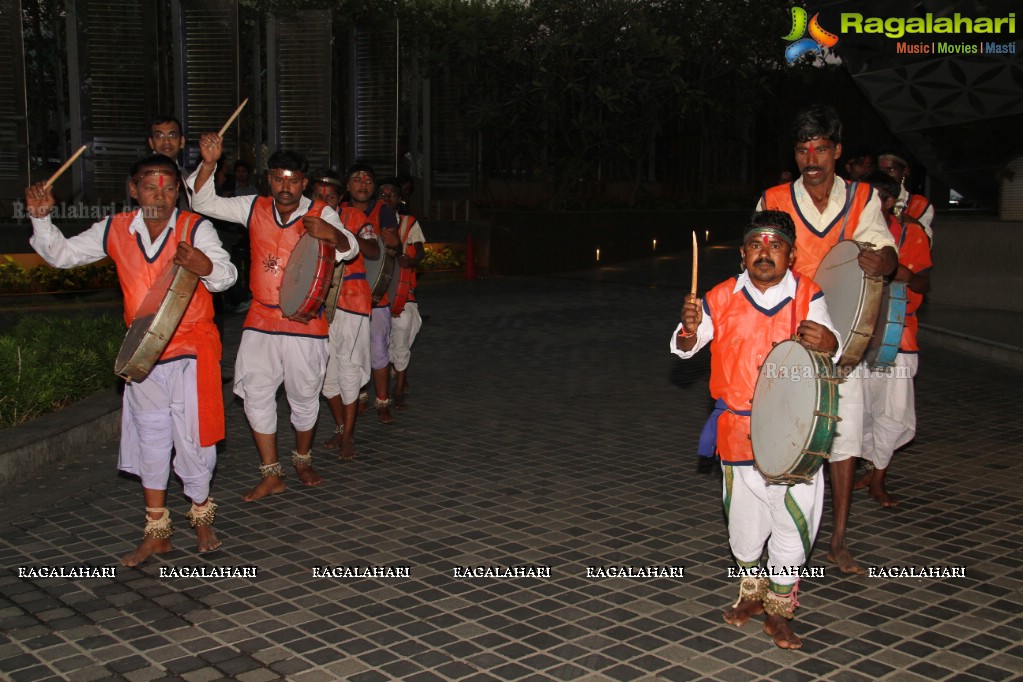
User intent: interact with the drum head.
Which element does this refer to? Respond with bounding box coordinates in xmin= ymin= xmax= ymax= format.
xmin=751 ymin=340 xmax=819 ymax=479
xmin=813 ymin=241 xmax=864 ymax=348
xmin=114 ymin=263 xmax=198 ymax=381
xmin=279 ymin=233 xmax=320 ymax=317
xmin=363 ymin=237 xmax=386 ymax=286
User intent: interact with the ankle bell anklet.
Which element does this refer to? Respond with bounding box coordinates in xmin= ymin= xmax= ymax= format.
xmin=259 ymin=462 xmax=285 ymax=479
xmin=143 ymin=507 xmax=173 ymax=540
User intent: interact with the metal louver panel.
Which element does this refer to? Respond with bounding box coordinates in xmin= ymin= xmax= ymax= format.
xmin=0 ymin=0 xmax=28 ymax=195
xmin=353 ymin=22 xmax=397 ymax=174
xmin=177 ymin=0 xmax=239 ymax=169
xmin=69 ymin=0 xmax=156 ymax=200
xmin=431 ymin=66 xmax=472 ymax=189
xmin=269 ymin=11 xmax=332 ymax=172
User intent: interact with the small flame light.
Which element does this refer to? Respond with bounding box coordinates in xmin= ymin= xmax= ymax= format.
xmin=596 ymin=248 xmax=601 ymax=262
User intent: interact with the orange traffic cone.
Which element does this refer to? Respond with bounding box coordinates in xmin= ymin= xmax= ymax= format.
xmin=464 ymin=233 xmax=477 ymax=280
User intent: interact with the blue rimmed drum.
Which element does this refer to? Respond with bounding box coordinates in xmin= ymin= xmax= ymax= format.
xmin=864 ymin=282 xmax=907 ymax=370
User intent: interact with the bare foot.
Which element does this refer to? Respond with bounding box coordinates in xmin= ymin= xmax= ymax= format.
xmin=242 ymin=475 xmax=286 ymax=502
xmin=723 ymin=598 xmax=764 ymax=626
xmin=294 ymin=464 xmax=324 ymax=487
xmin=869 ymin=484 xmax=900 ymax=508
xmin=120 ymin=537 xmax=171 ymax=567
xmin=377 ymin=404 xmax=395 ymax=425
xmin=323 ymin=428 xmax=343 ymax=449
xmin=826 ymin=546 xmax=866 ymax=575
xmin=854 ymin=468 xmax=874 ymax=490
xmin=392 ymin=394 xmax=407 ymax=410
xmin=763 ymin=614 xmax=803 ymax=649
xmin=339 ymin=433 xmax=357 ymax=461
xmin=196 ymin=525 xmax=222 ymax=553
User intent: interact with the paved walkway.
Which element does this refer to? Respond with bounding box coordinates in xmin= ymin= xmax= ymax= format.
xmin=1 ymin=247 xmax=1022 ymax=681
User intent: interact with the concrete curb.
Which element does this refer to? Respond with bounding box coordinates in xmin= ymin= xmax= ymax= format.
xmin=919 ymin=324 xmax=1023 ymax=370
xmin=0 ymin=388 xmax=122 ymax=489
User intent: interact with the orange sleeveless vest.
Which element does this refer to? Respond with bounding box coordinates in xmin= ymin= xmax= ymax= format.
xmin=333 ymin=205 xmax=373 ymax=317
xmin=903 ymin=194 xmax=932 ymax=239
xmin=104 ymin=210 xmax=224 ymax=445
xmin=341 ymin=199 xmax=395 ymax=310
xmin=244 ymin=197 xmax=329 ymax=337
xmin=761 ymin=180 xmax=872 ymax=280
xmin=705 ymin=274 xmax=822 ymax=462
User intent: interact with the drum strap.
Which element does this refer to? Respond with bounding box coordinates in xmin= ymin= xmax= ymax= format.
xmin=697 ymin=398 xmax=751 ymax=459
xmin=836 ymin=181 xmax=858 ymax=243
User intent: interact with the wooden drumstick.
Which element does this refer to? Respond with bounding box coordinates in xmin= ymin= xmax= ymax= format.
xmin=690 ymin=230 xmax=698 ymax=295
xmin=217 ymin=98 xmax=249 ymax=137
xmin=43 ymin=145 xmax=87 ymax=190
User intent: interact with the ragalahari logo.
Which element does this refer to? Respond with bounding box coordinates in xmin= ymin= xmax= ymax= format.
xmin=783 ymin=7 xmax=839 ymax=63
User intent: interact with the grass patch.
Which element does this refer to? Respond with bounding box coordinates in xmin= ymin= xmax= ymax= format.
xmin=0 ymin=314 xmax=124 ymax=428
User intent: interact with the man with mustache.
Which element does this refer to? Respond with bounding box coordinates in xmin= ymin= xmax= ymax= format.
xmin=26 ymin=154 xmax=237 ymax=565
xmin=671 ymin=211 xmax=840 ymax=649
xmin=188 ymin=134 xmax=358 ymax=501
xmin=757 ymin=105 xmax=898 ymax=575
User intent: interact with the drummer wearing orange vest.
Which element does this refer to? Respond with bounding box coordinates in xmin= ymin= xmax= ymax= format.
xmin=338 ymin=164 xmax=402 ymax=426
xmin=378 ymin=177 xmax=426 ymax=409
xmin=857 ymin=171 xmax=932 ymax=507
xmin=878 ymin=152 xmax=935 ymax=242
xmin=758 ymin=105 xmax=898 ymax=576
xmin=671 ymin=211 xmax=840 ymax=650
xmin=26 ymin=154 xmax=238 ymax=566
xmin=189 ymin=135 xmax=358 ymax=502
xmin=309 ymin=169 xmax=383 ymax=462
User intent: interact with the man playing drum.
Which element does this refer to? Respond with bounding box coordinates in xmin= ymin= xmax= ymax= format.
xmin=188 ymin=137 xmax=358 ymax=501
xmin=26 ymin=155 xmax=238 ymax=565
xmin=857 ymin=171 xmax=932 ymax=507
xmin=758 ymin=105 xmax=898 ymax=575
xmin=378 ymin=177 xmax=426 ymax=409
xmin=337 ymin=164 xmax=401 ymax=426
xmin=309 ymin=169 xmax=382 ymax=461
xmin=671 ymin=211 xmax=840 ymax=649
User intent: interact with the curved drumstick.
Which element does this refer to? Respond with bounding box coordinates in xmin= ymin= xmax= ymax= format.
xmin=691 ymin=230 xmax=698 ymax=295
xmin=43 ymin=145 xmax=88 ymax=190
xmin=218 ymin=98 xmax=249 ymax=137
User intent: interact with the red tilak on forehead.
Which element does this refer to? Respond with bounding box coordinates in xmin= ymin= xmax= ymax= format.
xmin=808 ymin=143 xmax=816 ymax=155
xmin=158 ymin=174 xmax=165 ymax=188
xmin=761 ymin=234 xmax=771 ymax=249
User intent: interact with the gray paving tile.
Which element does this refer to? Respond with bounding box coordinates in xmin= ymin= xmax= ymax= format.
xmin=2 ymin=259 xmax=1022 ymax=681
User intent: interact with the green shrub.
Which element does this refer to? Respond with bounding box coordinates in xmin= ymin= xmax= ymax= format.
xmin=421 ymin=244 xmax=466 ymax=271
xmin=0 ymin=314 xmax=124 ymax=428
xmin=0 ymin=257 xmax=119 ymax=294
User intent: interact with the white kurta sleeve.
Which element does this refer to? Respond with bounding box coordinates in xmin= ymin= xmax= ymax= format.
xmin=29 ymin=215 xmax=108 ymax=268
xmin=186 ymin=164 xmax=257 ymax=225
xmin=807 ymin=294 xmax=843 ymax=361
xmin=321 ymin=205 xmax=358 ymax=261
xmin=669 ymin=304 xmax=714 ymax=359
xmin=191 ymin=219 xmax=238 ymax=293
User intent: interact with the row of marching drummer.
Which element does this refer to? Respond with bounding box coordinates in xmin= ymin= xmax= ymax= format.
xmin=669 ymin=104 xmax=933 ymax=649
xmin=24 ymin=110 xmax=426 ymax=569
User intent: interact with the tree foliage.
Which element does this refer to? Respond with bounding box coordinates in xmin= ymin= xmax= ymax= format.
xmin=244 ymin=0 xmax=794 ymax=207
